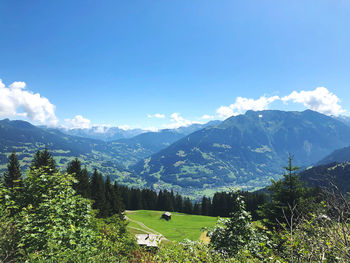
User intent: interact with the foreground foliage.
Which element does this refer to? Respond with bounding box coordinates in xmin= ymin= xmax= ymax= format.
xmin=1 ymin=151 xmax=350 ymax=262
xmin=0 ymin=151 xmax=137 ymax=262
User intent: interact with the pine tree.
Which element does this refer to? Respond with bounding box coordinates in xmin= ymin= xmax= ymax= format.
xmin=66 ymin=158 xmax=90 ymax=198
xmin=90 ymin=169 xmax=107 ymax=217
xmin=183 ymin=198 xmax=193 ymax=214
xmin=201 ymin=196 xmax=209 ymax=216
xmin=80 ymin=167 xmax=91 ymax=198
xmin=105 ymin=176 xmax=123 ymax=216
xmin=30 ymin=149 xmax=56 ymax=173
xmin=259 ymin=155 xmax=307 ymax=229
xmin=4 ymin=151 xmax=22 ymax=189
xmin=104 ymin=176 xmax=113 ymax=217
xmin=162 ymin=189 xmax=174 ymax=211
xmin=174 ymin=193 xmax=183 ymax=212
xmin=141 ymin=189 xmax=157 ymax=210
xmin=113 ymin=182 xmax=124 ymax=214
xmin=193 ymin=202 xmax=201 ymax=215
xmin=119 ymin=185 xmax=131 ymax=209
xmin=130 ymin=189 xmax=142 ymax=210
xmin=157 ymin=190 xmax=164 ymax=211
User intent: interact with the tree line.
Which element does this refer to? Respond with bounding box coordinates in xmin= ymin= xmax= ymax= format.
xmin=2 ymin=149 xmax=268 ymax=219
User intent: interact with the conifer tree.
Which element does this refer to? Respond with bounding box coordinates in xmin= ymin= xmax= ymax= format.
xmin=4 ymin=151 xmax=22 ymax=189
xmin=183 ymin=197 xmax=193 ymax=214
xmin=105 ymin=176 xmax=123 ymax=216
xmin=130 ymin=189 xmax=142 ymax=210
xmin=141 ymin=189 xmax=157 ymax=210
xmin=162 ymin=189 xmax=174 ymax=211
xmin=30 ymin=149 xmax=56 ymax=173
xmin=201 ymin=196 xmax=209 ymax=216
xmin=259 ymin=155 xmax=307 ymax=229
xmin=193 ymin=202 xmax=201 ymax=215
xmin=157 ymin=190 xmax=164 ymax=211
xmin=104 ymin=176 xmax=113 ymax=216
xmin=80 ymin=167 xmax=91 ymax=198
xmin=90 ymin=169 xmax=107 ymax=217
xmin=113 ymin=181 xmax=124 ymax=214
xmin=174 ymin=193 xmax=183 ymax=212
xmin=66 ymin=158 xmax=90 ymax=198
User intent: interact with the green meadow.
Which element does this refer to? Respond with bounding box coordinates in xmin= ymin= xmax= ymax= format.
xmin=125 ymin=210 xmax=218 ymax=242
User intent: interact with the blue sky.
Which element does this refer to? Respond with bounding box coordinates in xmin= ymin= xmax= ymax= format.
xmin=1 ymin=0 xmax=350 ymax=130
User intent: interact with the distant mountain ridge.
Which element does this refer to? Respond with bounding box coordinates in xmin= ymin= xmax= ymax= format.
xmin=333 ymin=115 xmax=350 ymax=127
xmin=317 ymin=145 xmax=350 ymax=165
xmin=57 ymin=120 xmax=221 ymax=142
xmin=57 ymin=126 xmax=146 ymax=141
xmin=0 ymin=118 xmax=133 ymax=183
xmin=2 ymin=111 xmax=350 ymax=196
xmin=133 ymin=110 xmax=350 ymax=195
xmin=299 ymin=162 xmax=350 ymax=194
xmin=0 ymin=118 xmax=220 ymax=186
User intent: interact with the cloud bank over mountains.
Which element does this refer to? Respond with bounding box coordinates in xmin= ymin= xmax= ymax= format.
xmin=281 ymin=87 xmax=345 ymax=116
xmin=147 ymin=113 xmax=165 ymax=119
xmin=216 ymin=87 xmax=345 ymax=119
xmin=217 ymin=95 xmax=280 ymax=118
xmin=0 ymin=79 xmax=58 ymax=126
xmin=64 ymin=115 xmax=91 ymax=129
xmin=0 ymin=79 xmax=346 ymax=130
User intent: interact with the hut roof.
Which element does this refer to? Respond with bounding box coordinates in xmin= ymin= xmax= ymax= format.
xmin=163 ymin=212 xmax=171 ymax=217
xmin=136 ymin=234 xmax=161 ymax=247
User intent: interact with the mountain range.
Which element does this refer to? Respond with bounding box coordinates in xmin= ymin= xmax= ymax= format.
xmin=58 ymin=126 xmax=146 ymax=141
xmin=1 ymin=110 xmax=350 ymax=195
xmin=0 ymin=119 xmax=219 ymax=188
xmin=132 ymin=110 xmax=350 ymax=195
xmin=56 ymin=120 xmax=221 ymax=142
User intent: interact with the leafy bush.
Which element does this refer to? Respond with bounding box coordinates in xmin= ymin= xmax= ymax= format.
xmin=207 ymin=192 xmax=279 ymax=262
xmin=15 ymin=167 xmax=97 ymax=260
xmin=0 ymin=184 xmax=19 ymax=262
xmin=154 ymin=240 xmax=236 ymax=263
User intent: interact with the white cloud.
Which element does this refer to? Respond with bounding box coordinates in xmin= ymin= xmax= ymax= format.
xmin=118 ymin=124 xmax=132 ymax=130
xmin=162 ymin=112 xmax=200 ymax=129
xmin=64 ymin=115 xmax=91 ymax=129
xmin=0 ymin=79 xmax=59 ymax=126
xmin=282 ymin=87 xmax=345 ymax=116
xmin=201 ymin=114 xmax=214 ymax=120
xmin=147 ymin=113 xmax=166 ymax=119
xmin=216 ymin=87 xmax=345 ymax=119
xmin=216 ymin=95 xmax=280 ymax=119
xmin=9 ymin=81 xmax=26 ymax=90
xmin=216 ymin=106 xmax=235 ymax=119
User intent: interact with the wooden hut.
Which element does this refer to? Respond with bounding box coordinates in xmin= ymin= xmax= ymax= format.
xmin=161 ymin=212 xmax=171 ymax=221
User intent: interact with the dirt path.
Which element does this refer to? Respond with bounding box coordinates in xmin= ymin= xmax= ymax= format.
xmin=124 ymin=213 xmax=169 ymax=242
xmin=125 ymin=215 xmax=162 ymax=235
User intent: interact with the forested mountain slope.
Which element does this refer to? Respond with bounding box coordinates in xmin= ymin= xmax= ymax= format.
xmin=59 ymin=126 xmax=146 ymax=141
xmin=133 ymin=110 xmax=350 ymax=194
xmin=0 ymin=119 xmax=139 ymax=184
xmin=317 ymin=145 xmax=350 ymax=165
xmin=299 ymin=162 xmax=350 ymax=194
xmin=0 ymin=119 xmax=219 ymax=187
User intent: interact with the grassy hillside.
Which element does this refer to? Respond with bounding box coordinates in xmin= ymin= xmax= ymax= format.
xmin=125 ymin=210 xmax=217 ymax=242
